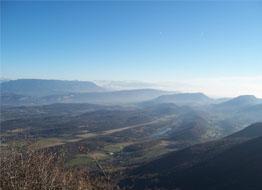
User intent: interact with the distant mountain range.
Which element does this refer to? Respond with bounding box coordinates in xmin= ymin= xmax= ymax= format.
xmin=1 ymin=79 xmax=105 ymax=96
xmin=125 ymin=122 xmax=262 ymax=190
xmin=1 ymin=79 xmax=262 ymax=109
xmin=149 ymin=92 xmax=214 ymax=106
xmin=1 ymin=89 xmax=174 ymax=106
xmin=40 ymin=89 xmax=173 ymax=105
xmin=217 ymin=95 xmax=262 ymax=109
xmin=1 ymin=79 xmax=175 ymax=106
xmin=94 ymin=80 xmax=162 ymax=90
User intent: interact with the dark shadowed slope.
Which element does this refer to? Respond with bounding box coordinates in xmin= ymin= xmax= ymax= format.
xmin=126 ymin=122 xmax=262 ymax=190
xmin=1 ymin=79 xmax=105 ymax=96
xmin=228 ymin=122 xmax=262 ymax=139
xmin=161 ymin=137 xmax=262 ymax=190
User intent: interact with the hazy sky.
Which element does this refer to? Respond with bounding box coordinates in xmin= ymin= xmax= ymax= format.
xmin=1 ymin=1 xmax=262 ymax=97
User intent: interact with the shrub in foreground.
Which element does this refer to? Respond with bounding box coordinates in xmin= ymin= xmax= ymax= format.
xmin=0 ymin=145 xmax=119 ymax=190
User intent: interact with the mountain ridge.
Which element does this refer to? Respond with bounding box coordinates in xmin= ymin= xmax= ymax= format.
xmin=1 ymin=79 xmax=105 ymax=96
xmin=149 ymin=92 xmax=214 ymax=106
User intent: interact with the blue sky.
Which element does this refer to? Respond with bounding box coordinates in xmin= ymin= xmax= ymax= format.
xmin=1 ymin=1 xmax=262 ymax=97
